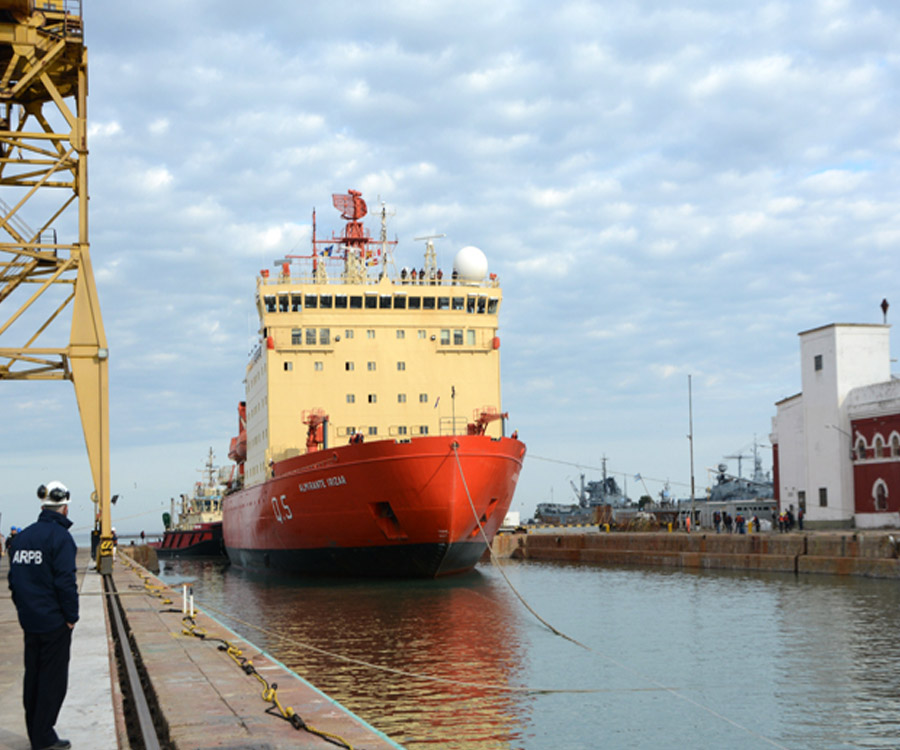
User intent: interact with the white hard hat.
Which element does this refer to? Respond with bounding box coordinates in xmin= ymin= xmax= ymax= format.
xmin=37 ymin=480 xmax=70 ymax=505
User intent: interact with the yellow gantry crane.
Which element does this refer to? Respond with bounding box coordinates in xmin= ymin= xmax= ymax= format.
xmin=0 ymin=0 xmax=113 ymax=573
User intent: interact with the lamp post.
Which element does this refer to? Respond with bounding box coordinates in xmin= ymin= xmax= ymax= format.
xmin=688 ymin=374 xmax=696 ymax=531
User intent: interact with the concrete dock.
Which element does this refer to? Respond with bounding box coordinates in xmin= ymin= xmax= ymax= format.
xmin=1 ymin=549 xmax=403 ymax=750
xmin=491 ymin=528 xmax=900 ymax=577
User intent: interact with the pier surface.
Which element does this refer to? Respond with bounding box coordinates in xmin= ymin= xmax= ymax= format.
xmin=1 ymin=549 xmax=403 ymax=750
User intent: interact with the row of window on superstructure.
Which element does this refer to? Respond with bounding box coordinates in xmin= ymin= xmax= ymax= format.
xmin=263 ymin=293 xmax=498 ymax=314
xmin=336 ymin=425 xmax=430 ymax=437
xmin=343 ymin=393 xmax=432 ymax=404
xmin=288 ymin=328 xmax=479 ymax=347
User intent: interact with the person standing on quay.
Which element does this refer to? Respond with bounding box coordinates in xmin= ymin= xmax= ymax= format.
xmin=8 ymin=481 xmax=79 ymax=750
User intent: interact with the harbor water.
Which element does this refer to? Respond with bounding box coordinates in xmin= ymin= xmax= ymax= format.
xmin=158 ymin=557 xmax=900 ymax=749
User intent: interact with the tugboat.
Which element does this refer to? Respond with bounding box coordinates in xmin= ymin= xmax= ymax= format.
xmin=154 ymin=449 xmax=226 ymax=559
xmin=222 ymin=190 xmax=526 ymax=577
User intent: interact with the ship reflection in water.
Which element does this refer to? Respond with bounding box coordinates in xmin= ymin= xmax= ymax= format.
xmin=161 ymin=560 xmax=531 ymax=749
xmin=160 ymin=559 xmax=900 ymax=750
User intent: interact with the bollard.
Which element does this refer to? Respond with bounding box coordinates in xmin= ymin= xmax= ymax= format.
xmin=604 ymin=523 xmax=610 ymax=532
xmin=667 ymin=522 xmax=673 ymax=533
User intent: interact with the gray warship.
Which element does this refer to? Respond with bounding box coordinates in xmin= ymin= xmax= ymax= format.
xmin=534 ymin=459 xmax=629 ymax=524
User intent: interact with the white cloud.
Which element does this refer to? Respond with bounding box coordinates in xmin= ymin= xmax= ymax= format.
xmin=143 ymin=166 xmax=173 ymax=191
xmin=148 ymin=118 xmax=169 ymax=135
xmin=802 ymin=169 xmax=868 ymax=194
xmin=89 ymin=121 xmax=121 ymax=138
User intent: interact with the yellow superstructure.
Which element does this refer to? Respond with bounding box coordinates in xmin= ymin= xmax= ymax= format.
xmin=242 ymin=207 xmax=506 ymax=489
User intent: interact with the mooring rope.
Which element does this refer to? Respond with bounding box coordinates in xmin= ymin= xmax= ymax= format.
xmin=451 ymin=442 xmax=591 ymax=650
xmin=450 ymin=443 xmax=792 ymax=750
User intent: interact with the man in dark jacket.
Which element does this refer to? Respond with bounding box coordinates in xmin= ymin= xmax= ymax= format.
xmin=8 ymin=481 xmax=79 ymax=750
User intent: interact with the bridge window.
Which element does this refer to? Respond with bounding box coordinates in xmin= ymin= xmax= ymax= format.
xmin=279 ymin=295 xmax=289 ymax=312
xmin=320 ymin=295 xmax=332 ymax=309
xmin=264 ymin=296 xmax=276 ymax=313
xmin=452 ymin=297 xmax=464 ymax=310
xmin=438 ymin=296 xmax=450 ymax=310
xmin=350 ymin=296 xmax=362 ymax=309
xmin=380 ymin=295 xmax=392 ymax=309
xmin=291 ymin=295 xmax=302 ymax=311
xmin=393 ymin=296 xmax=406 ymax=309
xmin=423 ymin=297 xmax=435 ymax=310
xmin=365 ymin=295 xmax=377 ymax=309
xmin=304 ymin=294 xmax=317 ymax=309
xmin=408 ymin=296 xmax=421 ymax=310
xmin=487 ymin=298 xmax=498 ymax=314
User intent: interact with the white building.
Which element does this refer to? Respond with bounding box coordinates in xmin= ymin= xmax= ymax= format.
xmin=771 ymin=322 xmax=899 ymax=529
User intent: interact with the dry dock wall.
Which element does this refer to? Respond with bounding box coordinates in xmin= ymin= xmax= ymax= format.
xmin=490 ymin=532 xmax=900 ymax=578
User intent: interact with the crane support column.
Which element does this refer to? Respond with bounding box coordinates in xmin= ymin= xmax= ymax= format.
xmin=0 ymin=1 xmax=113 ymax=573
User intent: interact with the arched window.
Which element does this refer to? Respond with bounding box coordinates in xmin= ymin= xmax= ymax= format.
xmin=872 ymin=479 xmax=889 ymax=512
xmin=891 ymin=433 xmax=900 ymax=458
xmin=874 ymin=435 xmax=885 ymax=459
xmin=855 ymin=438 xmax=867 ymax=460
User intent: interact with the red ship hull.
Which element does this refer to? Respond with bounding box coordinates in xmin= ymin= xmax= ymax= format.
xmin=223 ymin=434 xmax=525 ymax=577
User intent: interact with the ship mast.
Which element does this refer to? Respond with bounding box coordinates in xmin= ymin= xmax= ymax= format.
xmin=414 ymin=234 xmax=445 ymax=283
xmin=378 ymin=200 xmax=398 ymax=279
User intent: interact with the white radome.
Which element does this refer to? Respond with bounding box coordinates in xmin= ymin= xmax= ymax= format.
xmin=453 ymin=245 xmax=488 ymax=281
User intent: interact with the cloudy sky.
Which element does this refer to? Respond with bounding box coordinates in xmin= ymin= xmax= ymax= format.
xmin=2 ymin=0 xmax=899 ymax=533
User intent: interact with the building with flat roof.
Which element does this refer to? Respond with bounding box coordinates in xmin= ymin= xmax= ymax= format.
xmin=771 ymin=322 xmax=899 ymax=529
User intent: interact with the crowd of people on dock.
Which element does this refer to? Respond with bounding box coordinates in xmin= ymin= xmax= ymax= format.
xmin=712 ymin=511 xmax=759 ymax=534
xmin=775 ymin=506 xmax=803 ymax=532
xmin=708 ymin=506 xmax=804 ymax=534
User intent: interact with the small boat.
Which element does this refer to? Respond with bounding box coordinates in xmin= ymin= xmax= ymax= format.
xmin=153 ymin=449 xmax=227 ymax=559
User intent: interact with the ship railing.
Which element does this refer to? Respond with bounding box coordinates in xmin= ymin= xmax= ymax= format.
xmin=259 ymin=272 xmax=499 ymax=289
